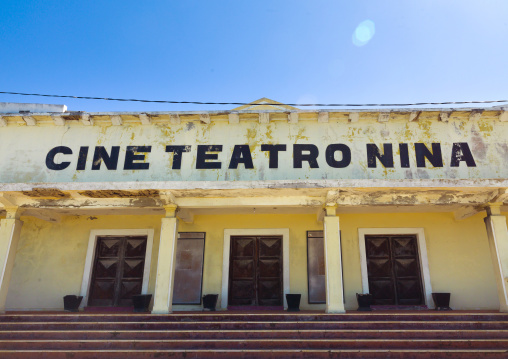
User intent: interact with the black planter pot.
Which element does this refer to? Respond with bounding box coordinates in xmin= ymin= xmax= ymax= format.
xmin=356 ymin=293 xmax=373 ymax=311
xmin=286 ymin=294 xmax=301 ymax=312
xmin=203 ymin=294 xmax=218 ymax=311
xmin=63 ymin=295 xmax=83 ymax=312
xmin=432 ymin=292 xmax=452 ymax=311
xmin=132 ymin=294 xmax=152 ymax=313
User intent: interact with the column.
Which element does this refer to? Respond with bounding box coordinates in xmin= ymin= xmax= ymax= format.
xmin=152 ymin=206 xmax=179 ymax=314
xmin=323 ymin=205 xmax=345 ymax=313
xmin=0 ymin=209 xmax=23 ymax=313
xmin=484 ymin=203 xmax=508 ymax=312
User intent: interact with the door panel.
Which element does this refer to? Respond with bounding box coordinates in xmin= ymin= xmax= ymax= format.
xmin=365 ymin=235 xmax=423 ymax=306
xmin=228 ymin=236 xmax=283 ymax=307
xmin=307 ymin=231 xmax=326 ymax=304
xmin=88 ymin=236 xmax=147 ymax=307
xmin=172 ymin=233 xmax=206 ymax=305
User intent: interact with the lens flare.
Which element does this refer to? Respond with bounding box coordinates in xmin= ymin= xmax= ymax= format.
xmin=353 ymin=20 xmax=375 ymax=47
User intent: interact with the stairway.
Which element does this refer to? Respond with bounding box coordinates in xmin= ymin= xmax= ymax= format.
xmin=0 ymin=311 xmax=507 ymax=358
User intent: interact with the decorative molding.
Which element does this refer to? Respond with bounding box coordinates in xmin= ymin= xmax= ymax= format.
xmin=259 ymin=113 xmax=270 ymax=124
xmin=288 ymin=112 xmax=298 ymax=124
xmin=318 ymin=112 xmax=329 ymax=123
xmin=439 ymin=111 xmax=452 ymax=122
xmin=408 ymin=111 xmax=421 ymax=122
xmin=81 ymin=114 xmax=94 ymax=126
xmin=22 ymin=116 xmax=36 ymax=126
xmin=52 ymin=116 xmax=66 ymax=126
xmin=170 ymin=114 xmax=180 ymax=124
xmin=469 ymin=109 xmax=484 ymax=121
xmin=199 ymin=113 xmax=211 ymax=124
xmin=110 ymin=115 xmax=123 ymax=126
xmin=139 ymin=114 xmax=151 ymax=125
xmin=228 ymin=112 xmax=240 ymax=124
xmin=499 ymin=110 xmax=508 ymax=122
xmin=348 ymin=112 xmax=359 ymax=123
xmin=377 ymin=112 xmax=390 ymax=123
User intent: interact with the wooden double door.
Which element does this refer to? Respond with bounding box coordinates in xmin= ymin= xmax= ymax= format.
xmin=228 ymin=236 xmax=283 ymax=306
xmin=88 ymin=236 xmax=147 ymax=307
xmin=365 ymin=235 xmax=424 ymax=305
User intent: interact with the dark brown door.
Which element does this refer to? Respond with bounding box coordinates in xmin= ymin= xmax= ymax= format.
xmin=228 ymin=236 xmax=282 ymax=306
xmin=88 ymin=236 xmax=147 ymax=307
xmin=365 ymin=235 xmax=424 ymax=305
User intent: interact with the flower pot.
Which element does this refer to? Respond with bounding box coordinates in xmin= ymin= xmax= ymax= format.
xmin=432 ymin=292 xmax=451 ymax=311
xmin=286 ymin=294 xmax=301 ymax=312
xmin=132 ymin=294 xmax=152 ymax=313
xmin=63 ymin=295 xmax=83 ymax=312
xmin=203 ymin=294 xmax=218 ymax=311
xmin=356 ymin=293 xmax=373 ymax=311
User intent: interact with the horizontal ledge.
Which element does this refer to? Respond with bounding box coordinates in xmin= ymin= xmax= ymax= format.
xmin=1 ymin=179 xmax=508 ymax=192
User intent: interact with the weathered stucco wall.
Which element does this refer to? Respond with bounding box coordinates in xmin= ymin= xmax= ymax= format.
xmin=5 ymin=215 xmax=162 ymax=310
xmin=339 ymin=212 xmax=500 ymax=310
xmin=5 ymin=212 xmax=502 ymax=310
xmin=1 ymin=116 xmax=508 ymax=185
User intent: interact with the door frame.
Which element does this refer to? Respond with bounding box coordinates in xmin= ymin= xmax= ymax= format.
xmin=79 ymin=229 xmax=154 ymax=308
xmin=358 ymin=228 xmax=433 ymax=308
xmin=222 ymin=229 xmax=290 ymax=310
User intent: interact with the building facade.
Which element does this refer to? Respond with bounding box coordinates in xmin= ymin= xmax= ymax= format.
xmin=0 ymin=99 xmax=507 ymax=313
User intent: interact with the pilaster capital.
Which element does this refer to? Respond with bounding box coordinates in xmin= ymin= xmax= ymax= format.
xmin=4 ymin=207 xmax=21 ymax=220
xmin=324 ymin=204 xmax=337 ymax=217
xmin=485 ymin=202 xmax=503 ymax=216
xmin=163 ymin=205 xmax=178 ymax=218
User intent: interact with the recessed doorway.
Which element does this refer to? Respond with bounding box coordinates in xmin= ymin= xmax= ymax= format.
xmin=364 ymin=234 xmax=424 ymax=305
xmin=228 ymin=236 xmax=283 ymax=307
xmin=80 ymin=229 xmax=154 ymax=309
xmin=88 ymin=236 xmax=148 ymax=307
xmin=358 ymin=228 xmax=433 ymax=307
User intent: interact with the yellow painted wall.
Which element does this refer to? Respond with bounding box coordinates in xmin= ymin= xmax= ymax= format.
xmin=6 ymin=215 xmax=163 ymax=310
xmin=4 ymin=211 xmax=505 ymax=310
xmin=339 ymin=212 xmax=501 ymax=310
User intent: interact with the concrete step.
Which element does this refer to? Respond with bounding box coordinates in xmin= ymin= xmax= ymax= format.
xmin=0 ymin=349 xmax=507 ymax=359
xmin=1 ymin=329 xmax=508 ymax=340
xmin=2 ymin=312 xmax=507 ymax=322
xmin=0 ymin=320 xmax=507 ymax=331
xmin=1 ymin=339 xmax=508 ymax=350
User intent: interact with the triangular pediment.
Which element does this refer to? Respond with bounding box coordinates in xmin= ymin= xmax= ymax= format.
xmin=232 ymin=98 xmax=298 ymax=111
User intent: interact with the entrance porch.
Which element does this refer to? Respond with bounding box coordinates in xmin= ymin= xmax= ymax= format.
xmin=0 ymin=187 xmax=507 ymax=313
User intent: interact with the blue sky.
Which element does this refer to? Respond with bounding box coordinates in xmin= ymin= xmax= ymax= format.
xmin=1 ymin=1 xmax=508 ymax=112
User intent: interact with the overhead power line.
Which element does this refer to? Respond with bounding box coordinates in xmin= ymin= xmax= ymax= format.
xmin=0 ymin=91 xmax=507 ymax=108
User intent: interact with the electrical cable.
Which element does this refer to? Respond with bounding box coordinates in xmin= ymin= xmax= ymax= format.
xmin=0 ymin=91 xmax=507 ymax=107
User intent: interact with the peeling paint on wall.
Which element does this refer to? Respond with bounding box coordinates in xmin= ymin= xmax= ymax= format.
xmin=1 ymin=119 xmax=507 ymax=183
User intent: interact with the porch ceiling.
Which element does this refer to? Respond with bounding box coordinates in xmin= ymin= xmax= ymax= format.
xmin=0 ymin=187 xmax=507 ymax=223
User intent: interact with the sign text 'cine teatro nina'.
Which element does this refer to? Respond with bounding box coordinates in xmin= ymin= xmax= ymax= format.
xmin=2 ymin=107 xmax=507 ymax=186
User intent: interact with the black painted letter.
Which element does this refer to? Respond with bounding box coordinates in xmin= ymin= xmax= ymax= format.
xmin=367 ymin=144 xmax=394 ymax=168
xmin=196 ymin=145 xmax=222 ymax=169
xmin=260 ymin=144 xmax=287 ymax=168
xmin=46 ymin=146 xmax=72 ymax=170
xmin=91 ymin=146 xmax=120 ymax=170
xmin=76 ymin=146 xmax=89 ymax=170
xmin=165 ymin=145 xmax=191 ymax=170
xmin=293 ymin=144 xmax=319 ymax=168
xmin=124 ymin=146 xmax=151 ymax=170
xmin=450 ymin=143 xmax=476 ymax=167
xmin=415 ymin=143 xmax=443 ymax=168
xmin=229 ymin=145 xmax=254 ymax=169
xmin=399 ymin=143 xmax=410 ymax=168
xmin=325 ymin=144 xmax=351 ymax=168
